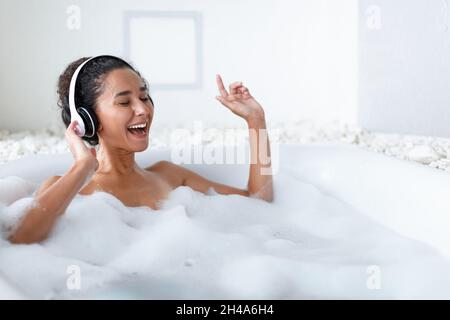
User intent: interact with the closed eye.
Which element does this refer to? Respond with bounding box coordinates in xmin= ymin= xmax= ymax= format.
xmin=118 ymin=97 xmax=152 ymax=106
xmin=142 ymin=96 xmax=154 ymax=106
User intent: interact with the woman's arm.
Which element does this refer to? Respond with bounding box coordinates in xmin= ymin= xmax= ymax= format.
xmin=9 ymin=121 xmax=99 ymax=244
xmin=9 ymin=161 xmax=94 ymax=244
xmin=150 ymin=75 xmax=274 ymax=202
xmin=244 ymin=113 xmax=273 ymax=202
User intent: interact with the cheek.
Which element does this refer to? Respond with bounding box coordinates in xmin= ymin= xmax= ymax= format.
xmin=97 ymin=109 xmax=128 ymax=134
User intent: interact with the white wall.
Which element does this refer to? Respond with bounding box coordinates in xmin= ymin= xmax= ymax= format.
xmin=0 ymin=0 xmax=358 ymax=132
xmin=359 ymin=0 xmax=450 ymax=138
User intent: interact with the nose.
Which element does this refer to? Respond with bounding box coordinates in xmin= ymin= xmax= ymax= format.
xmin=133 ymin=98 xmax=152 ymax=117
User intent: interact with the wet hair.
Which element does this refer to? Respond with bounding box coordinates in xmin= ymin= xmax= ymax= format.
xmin=57 ymin=55 xmax=152 ymax=146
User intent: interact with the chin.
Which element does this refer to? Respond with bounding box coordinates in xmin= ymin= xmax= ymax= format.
xmin=129 ymin=141 xmax=149 ymax=153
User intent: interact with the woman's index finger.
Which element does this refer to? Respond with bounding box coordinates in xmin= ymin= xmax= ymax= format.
xmin=216 ymin=74 xmax=229 ymax=97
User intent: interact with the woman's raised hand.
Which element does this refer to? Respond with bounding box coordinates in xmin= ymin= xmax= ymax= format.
xmin=215 ymin=74 xmax=265 ymax=123
xmin=65 ymin=120 xmax=99 ymax=171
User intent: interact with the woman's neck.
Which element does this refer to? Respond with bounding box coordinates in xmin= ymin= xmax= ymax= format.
xmin=95 ymin=145 xmax=140 ymax=177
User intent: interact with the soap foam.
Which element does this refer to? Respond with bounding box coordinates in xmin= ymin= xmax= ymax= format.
xmin=1 ymin=144 xmax=450 ymax=299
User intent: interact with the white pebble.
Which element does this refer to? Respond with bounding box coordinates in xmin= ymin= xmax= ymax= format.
xmin=407 ymin=145 xmax=442 ymax=164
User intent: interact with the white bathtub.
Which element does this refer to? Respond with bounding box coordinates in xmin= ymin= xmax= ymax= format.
xmin=0 ymin=143 xmax=449 ymax=299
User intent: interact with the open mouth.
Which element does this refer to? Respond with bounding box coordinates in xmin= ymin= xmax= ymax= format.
xmin=127 ymin=122 xmax=148 ymax=137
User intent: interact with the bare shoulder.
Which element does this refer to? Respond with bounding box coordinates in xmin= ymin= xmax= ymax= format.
xmin=145 ymin=161 xmax=184 ymax=188
xmin=35 ymin=175 xmax=62 ymax=196
xmin=146 ymin=160 xmax=175 ymax=170
xmin=145 ymin=160 xmax=182 ymax=174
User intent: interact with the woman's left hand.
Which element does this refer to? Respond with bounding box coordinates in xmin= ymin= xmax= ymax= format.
xmin=215 ymin=74 xmax=264 ymax=123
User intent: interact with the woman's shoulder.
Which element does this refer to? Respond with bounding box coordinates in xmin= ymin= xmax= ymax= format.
xmin=145 ymin=160 xmax=184 ymax=188
xmin=145 ymin=160 xmax=182 ymax=174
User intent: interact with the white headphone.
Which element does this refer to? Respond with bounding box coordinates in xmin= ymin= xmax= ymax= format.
xmin=68 ymin=56 xmax=99 ymax=138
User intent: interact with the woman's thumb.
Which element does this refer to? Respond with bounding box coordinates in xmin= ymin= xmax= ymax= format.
xmin=216 ymin=95 xmax=228 ymax=105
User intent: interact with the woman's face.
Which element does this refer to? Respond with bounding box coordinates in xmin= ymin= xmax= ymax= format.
xmin=94 ymin=68 xmax=154 ymax=152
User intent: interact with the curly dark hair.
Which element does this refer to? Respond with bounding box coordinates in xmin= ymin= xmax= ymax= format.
xmin=57 ymin=55 xmax=152 ymax=146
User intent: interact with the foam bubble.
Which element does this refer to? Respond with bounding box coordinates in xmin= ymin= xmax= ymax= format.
xmin=1 ymin=145 xmax=450 ymax=299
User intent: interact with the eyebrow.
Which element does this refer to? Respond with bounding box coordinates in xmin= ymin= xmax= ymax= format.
xmin=114 ymin=86 xmax=148 ymax=98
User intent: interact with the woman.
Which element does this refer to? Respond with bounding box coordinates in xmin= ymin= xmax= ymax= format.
xmin=9 ymin=55 xmax=273 ymax=244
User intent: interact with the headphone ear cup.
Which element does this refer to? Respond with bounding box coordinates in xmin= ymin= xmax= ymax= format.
xmin=77 ymin=107 xmax=99 ymax=138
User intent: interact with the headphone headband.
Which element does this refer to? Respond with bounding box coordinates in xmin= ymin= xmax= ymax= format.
xmin=68 ymin=56 xmax=97 ymax=134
